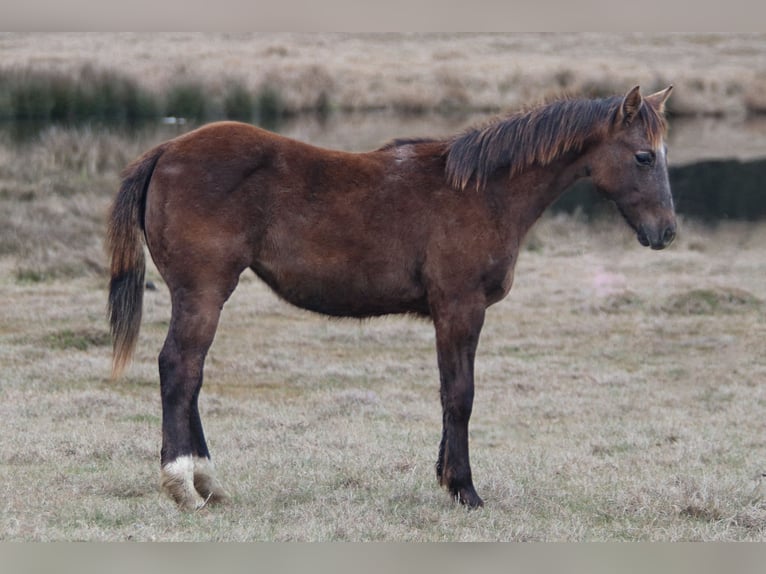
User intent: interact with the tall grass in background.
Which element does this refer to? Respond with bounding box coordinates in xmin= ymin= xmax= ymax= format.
xmin=220 ymin=82 xmax=288 ymax=129
xmin=163 ymin=79 xmax=294 ymax=129
xmin=0 ymin=65 xmax=300 ymax=128
xmin=5 ymin=60 xmax=764 ymax=129
xmin=0 ymin=66 xmax=158 ymax=123
xmin=164 ymin=80 xmax=208 ymax=120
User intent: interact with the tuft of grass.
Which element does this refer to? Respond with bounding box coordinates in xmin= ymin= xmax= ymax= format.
xmin=44 ymin=328 xmax=111 ymax=351
xmin=662 ymin=287 xmax=762 ymax=315
xmin=255 ymin=85 xmax=286 ymax=129
xmin=222 ymin=82 xmax=254 ymax=121
xmin=315 ymin=90 xmax=332 ymax=121
xmin=598 ymin=290 xmax=644 ymax=314
xmin=0 ymin=125 xmax=152 ymax=281
xmin=15 ymin=268 xmax=48 ymax=283
xmin=164 ymin=80 xmax=208 ymax=120
xmin=0 ymin=65 xmax=330 ymax=133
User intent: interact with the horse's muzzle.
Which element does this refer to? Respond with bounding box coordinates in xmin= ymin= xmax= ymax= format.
xmin=637 ymin=222 xmax=677 ymax=250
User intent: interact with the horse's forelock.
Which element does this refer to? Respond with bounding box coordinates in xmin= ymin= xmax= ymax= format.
xmin=636 ymin=100 xmax=669 ymax=149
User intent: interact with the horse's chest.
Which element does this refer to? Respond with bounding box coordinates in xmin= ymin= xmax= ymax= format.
xmin=483 ymin=255 xmax=516 ymax=306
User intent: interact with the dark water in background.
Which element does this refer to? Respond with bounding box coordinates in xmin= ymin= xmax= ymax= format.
xmin=554 ymin=158 xmax=766 ymax=222
xmin=2 ymin=112 xmax=765 ymax=223
xmin=670 ymin=158 xmax=766 ymax=221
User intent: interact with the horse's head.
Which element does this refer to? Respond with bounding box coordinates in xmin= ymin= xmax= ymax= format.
xmin=588 ymin=85 xmax=676 ymax=250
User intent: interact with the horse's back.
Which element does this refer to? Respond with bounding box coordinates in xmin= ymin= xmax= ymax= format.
xmin=150 ymin=121 xmax=386 ymax=204
xmin=153 ymin=122 xmax=299 ymax=191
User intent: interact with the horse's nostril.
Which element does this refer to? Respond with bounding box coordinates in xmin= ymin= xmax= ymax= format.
xmin=637 ymin=226 xmax=650 ymax=247
xmin=662 ymin=226 xmax=676 ymax=246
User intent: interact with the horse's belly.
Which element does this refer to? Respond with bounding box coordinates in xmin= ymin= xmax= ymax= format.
xmin=253 ymin=256 xmax=428 ymax=318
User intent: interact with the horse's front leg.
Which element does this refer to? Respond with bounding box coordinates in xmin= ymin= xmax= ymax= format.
xmin=431 ymin=297 xmax=486 ymax=508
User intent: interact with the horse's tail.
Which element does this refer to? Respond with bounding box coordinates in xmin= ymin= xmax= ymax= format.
xmin=107 ymin=145 xmax=165 ymax=379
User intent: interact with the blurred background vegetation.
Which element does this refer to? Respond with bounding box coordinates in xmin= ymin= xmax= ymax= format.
xmin=1 ymin=33 xmax=765 ymax=282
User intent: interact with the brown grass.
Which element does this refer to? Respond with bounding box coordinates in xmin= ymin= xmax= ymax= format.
xmin=0 ymin=126 xmax=155 ymax=282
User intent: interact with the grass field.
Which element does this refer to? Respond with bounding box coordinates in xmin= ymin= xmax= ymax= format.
xmin=2 ymin=211 xmax=766 ymax=540
xmin=1 ymin=33 xmax=766 ymax=541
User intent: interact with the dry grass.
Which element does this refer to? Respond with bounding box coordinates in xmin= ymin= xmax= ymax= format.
xmin=0 ymin=126 xmax=156 ymax=281
xmin=2 ymin=213 xmax=766 ymax=540
xmin=1 ymin=33 xmax=766 ymax=116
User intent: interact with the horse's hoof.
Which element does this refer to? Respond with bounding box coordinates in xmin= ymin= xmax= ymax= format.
xmin=161 ymin=456 xmax=206 ymax=511
xmin=193 ymin=457 xmax=230 ymax=505
xmin=455 ymin=486 xmax=484 ymax=508
xmin=441 ymin=472 xmax=484 ymax=508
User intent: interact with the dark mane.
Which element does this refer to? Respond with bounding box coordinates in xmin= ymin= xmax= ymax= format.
xmin=445 ymin=95 xmax=668 ymax=191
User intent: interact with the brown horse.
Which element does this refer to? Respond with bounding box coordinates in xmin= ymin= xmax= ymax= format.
xmin=108 ymin=85 xmax=675 ymax=511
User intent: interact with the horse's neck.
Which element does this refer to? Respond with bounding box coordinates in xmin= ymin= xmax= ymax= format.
xmin=489 ymin=152 xmax=590 ymax=237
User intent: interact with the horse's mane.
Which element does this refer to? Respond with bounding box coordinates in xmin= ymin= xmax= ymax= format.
xmin=444 ymin=95 xmax=668 ymax=191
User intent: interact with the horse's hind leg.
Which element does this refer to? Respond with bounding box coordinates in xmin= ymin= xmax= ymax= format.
xmin=158 ymin=279 xmax=237 ymax=510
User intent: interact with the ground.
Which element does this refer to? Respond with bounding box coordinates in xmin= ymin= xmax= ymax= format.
xmin=2 ymin=216 xmax=765 ymax=540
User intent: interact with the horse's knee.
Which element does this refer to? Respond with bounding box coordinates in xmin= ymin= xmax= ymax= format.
xmin=442 ymin=387 xmax=474 ymax=423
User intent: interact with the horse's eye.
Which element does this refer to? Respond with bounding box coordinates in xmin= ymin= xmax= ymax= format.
xmin=635 ymin=151 xmax=655 ymax=167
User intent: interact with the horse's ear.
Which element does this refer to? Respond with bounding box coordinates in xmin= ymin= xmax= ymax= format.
xmin=645 ymin=85 xmax=673 ymax=114
xmin=618 ymin=85 xmax=643 ymax=126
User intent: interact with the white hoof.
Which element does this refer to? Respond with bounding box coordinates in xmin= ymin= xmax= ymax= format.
xmin=161 ymin=456 xmax=206 ymax=511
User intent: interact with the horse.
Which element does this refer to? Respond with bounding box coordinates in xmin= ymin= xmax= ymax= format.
xmin=108 ymin=85 xmax=676 ymax=511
